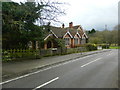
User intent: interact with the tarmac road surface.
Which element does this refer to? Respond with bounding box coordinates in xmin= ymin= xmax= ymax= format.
xmin=2 ymin=49 xmax=118 ymax=88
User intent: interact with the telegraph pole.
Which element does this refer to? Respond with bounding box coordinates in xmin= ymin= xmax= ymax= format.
xmin=105 ymin=24 xmax=107 ymax=30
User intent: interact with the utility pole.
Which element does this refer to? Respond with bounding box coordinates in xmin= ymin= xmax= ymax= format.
xmin=105 ymin=24 xmax=107 ymax=30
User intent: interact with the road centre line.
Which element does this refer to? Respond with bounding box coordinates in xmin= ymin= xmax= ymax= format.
xmin=81 ymin=58 xmax=101 ymax=67
xmin=54 ymin=54 xmax=105 ymax=67
xmin=32 ymin=77 xmax=59 ymax=90
xmin=1 ymin=53 xmax=104 ymax=85
xmin=49 ymin=55 xmax=94 ymax=68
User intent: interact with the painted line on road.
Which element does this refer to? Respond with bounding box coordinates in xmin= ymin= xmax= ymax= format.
xmin=81 ymin=58 xmax=101 ymax=67
xmin=52 ymin=55 xmax=96 ymax=67
xmin=0 ymin=67 xmax=53 ymax=85
xmin=32 ymin=77 xmax=59 ymax=90
xmin=0 ymin=74 xmax=30 ymax=85
xmin=107 ymin=53 xmax=112 ymax=56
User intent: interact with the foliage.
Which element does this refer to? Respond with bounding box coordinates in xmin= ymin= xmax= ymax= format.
xmin=73 ymin=43 xmax=97 ymax=51
xmin=2 ymin=45 xmax=97 ymax=62
xmin=2 ymin=1 xmax=65 ymax=49
xmin=55 ymin=38 xmax=65 ymax=48
xmin=2 ymin=49 xmax=40 ymax=61
xmin=87 ymin=29 xmax=118 ymax=45
xmin=100 ymin=44 xmax=109 ymax=49
xmin=109 ymin=46 xmax=120 ymax=49
xmin=2 ymin=2 xmax=44 ymax=49
xmin=89 ymin=37 xmax=102 ymax=44
xmin=85 ymin=43 xmax=97 ymax=51
xmin=88 ymin=28 xmax=96 ymax=34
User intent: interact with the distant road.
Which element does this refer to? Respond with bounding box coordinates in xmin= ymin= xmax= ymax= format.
xmin=2 ymin=49 xmax=118 ymax=88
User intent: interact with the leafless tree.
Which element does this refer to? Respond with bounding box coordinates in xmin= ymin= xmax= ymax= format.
xmin=34 ymin=0 xmax=66 ymax=25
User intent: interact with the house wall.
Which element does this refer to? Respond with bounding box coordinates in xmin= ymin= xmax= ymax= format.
xmin=44 ymin=43 xmax=47 ymax=50
xmin=71 ymin=38 xmax=74 ymax=48
xmin=64 ymin=33 xmax=82 ymax=48
xmin=44 ymin=34 xmax=58 ymax=50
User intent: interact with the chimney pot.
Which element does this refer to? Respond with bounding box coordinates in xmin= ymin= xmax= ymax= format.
xmin=69 ymin=22 xmax=73 ymax=28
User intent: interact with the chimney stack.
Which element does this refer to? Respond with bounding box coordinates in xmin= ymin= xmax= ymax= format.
xmin=62 ymin=23 xmax=65 ymax=28
xmin=69 ymin=22 xmax=73 ymax=28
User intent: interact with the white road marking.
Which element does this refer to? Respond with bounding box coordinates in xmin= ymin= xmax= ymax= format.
xmin=0 ymin=67 xmax=52 ymax=85
xmin=81 ymin=58 xmax=101 ymax=67
xmin=49 ymin=55 xmax=93 ymax=68
xmin=32 ymin=77 xmax=59 ymax=90
xmin=0 ymin=74 xmax=30 ymax=85
xmin=107 ymin=53 xmax=112 ymax=56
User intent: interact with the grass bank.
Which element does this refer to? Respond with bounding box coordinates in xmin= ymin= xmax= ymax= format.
xmin=109 ymin=46 xmax=120 ymax=49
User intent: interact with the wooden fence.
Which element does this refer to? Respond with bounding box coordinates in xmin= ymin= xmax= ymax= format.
xmin=2 ymin=47 xmax=87 ymax=61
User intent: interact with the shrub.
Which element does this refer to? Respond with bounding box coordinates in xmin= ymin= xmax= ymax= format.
xmin=2 ymin=49 xmax=41 ymax=61
xmin=85 ymin=43 xmax=97 ymax=51
xmin=101 ymin=44 xmax=109 ymax=49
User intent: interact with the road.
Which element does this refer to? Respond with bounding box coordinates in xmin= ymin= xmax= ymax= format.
xmin=2 ymin=49 xmax=118 ymax=88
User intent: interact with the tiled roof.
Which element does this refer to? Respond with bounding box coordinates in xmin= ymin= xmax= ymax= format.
xmin=72 ymin=25 xmax=80 ymax=29
xmin=69 ymin=28 xmax=77 ymax=36
xmin=44 ymin=25 xmax=86 ymax=39
xmin=50 ymin=26 xmax=67 ymax=38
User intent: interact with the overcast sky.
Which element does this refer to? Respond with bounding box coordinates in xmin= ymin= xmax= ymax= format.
xmin=12 ymin=0 xmax=119 ymax=30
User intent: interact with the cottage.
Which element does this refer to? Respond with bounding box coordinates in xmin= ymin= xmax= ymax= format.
xmin=44 ymin=22 xmax=88 ymax=49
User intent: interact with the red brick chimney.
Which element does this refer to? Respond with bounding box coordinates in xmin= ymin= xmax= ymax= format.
xmin=69 ymin=22 xmax=73 ymax=28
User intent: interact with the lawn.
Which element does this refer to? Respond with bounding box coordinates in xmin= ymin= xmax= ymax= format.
xmin=109 ymin=46 xmax=120 ymax=49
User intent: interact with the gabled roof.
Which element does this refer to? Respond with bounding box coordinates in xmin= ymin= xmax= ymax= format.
xmin=78 ymin=29 xmax=84 ymax=36
xmin=72 ymin=25 xmax=80 ymax=29
xmin=44 ymin=25 xmax=87 ymax=40
xmin=50 ymin=26 xmax=67 ymax=38
xmin=63 ymin=30 xmax=73 ymax=38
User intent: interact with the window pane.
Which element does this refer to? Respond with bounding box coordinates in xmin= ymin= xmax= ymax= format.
xmin=64 ymin=38 xmax=70 ymax=45
xmin=74 ymin=38 xmax=78 ymax=45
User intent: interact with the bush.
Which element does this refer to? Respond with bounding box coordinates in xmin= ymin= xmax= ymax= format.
xmin=2 ymin=49 xmax=40 ymax=61
xmin=85 ymin=43 xmax=97 ymax=51
xmin=2 ymin=50 xmax=12 ymax=61
xmin=101 ymin=44 xmax=109 ymax=49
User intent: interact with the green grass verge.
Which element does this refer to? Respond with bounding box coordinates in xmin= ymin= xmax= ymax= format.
xmin=109 ymin=46 xmax=120 ymax=49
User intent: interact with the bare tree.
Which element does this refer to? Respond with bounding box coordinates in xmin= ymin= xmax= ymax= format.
xmin=34 ymin=0 xmax=66 ymax=25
